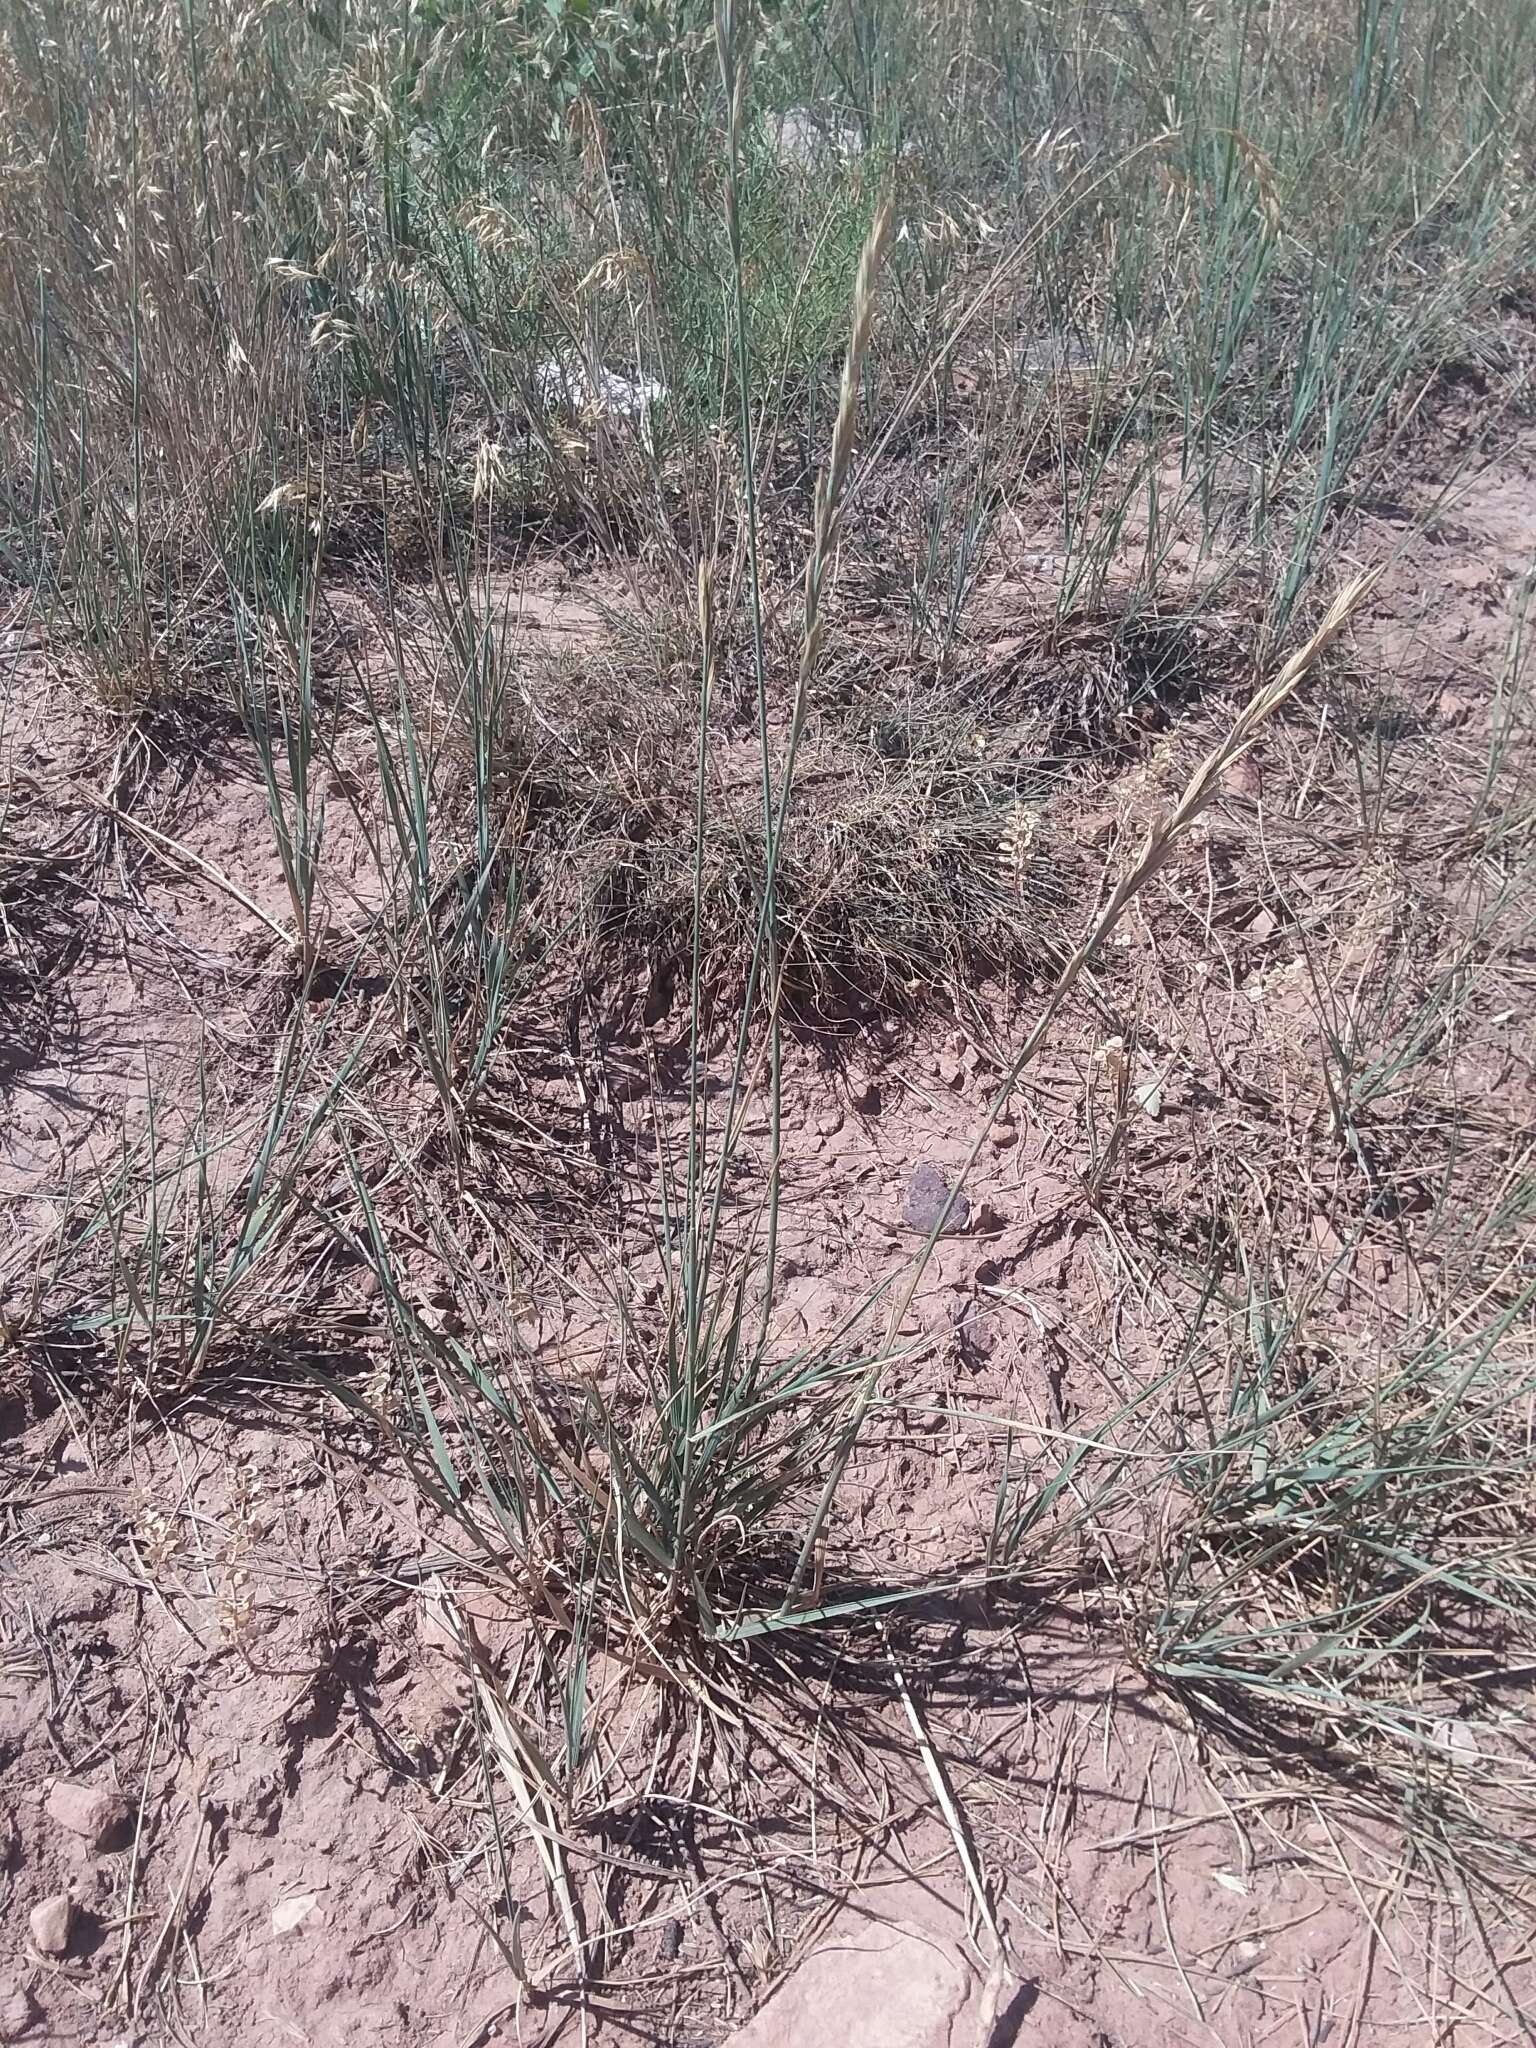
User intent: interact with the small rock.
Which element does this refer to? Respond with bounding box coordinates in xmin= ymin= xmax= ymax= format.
xmin=950 ymin=1301 xmax=997 ymax=1367
xmin=902 ymin=1163 xmax=970 ymax=1237
xmin=1221 ymin=754 xmax=1263 ymax=799
xmin=814 ymin=1110 xmax=844 ymax=1139
xmin=45 ymin=1780 xmax=131 ymax=1853
xmin=935 ymin=1056 xmax=965 ymax=1091
xmin=0 ymin=1978 xmax=35 ymax=2043
xmin=28 ymin=1895 xmax=72 ymax=1958
xmin=989 ymin=1124 xmax=1018 ymax=1151
xmin=721 ymin=1914 xmax=970 ymax=2048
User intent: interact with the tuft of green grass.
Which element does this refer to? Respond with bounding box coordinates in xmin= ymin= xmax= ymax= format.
xmin=62 ymin=1006 xmax=368 ymax=1398
xmin=1134 ymin=1237 xmax=1536 ymax=1879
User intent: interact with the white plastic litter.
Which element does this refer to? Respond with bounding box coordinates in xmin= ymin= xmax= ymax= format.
xmin=534 ymin=357 xmax=667 ymax=422
xmin=764 ymin=107 xmax=863 ymax=164
xmin=271 ymin=1891 xmax=323 ymax=1935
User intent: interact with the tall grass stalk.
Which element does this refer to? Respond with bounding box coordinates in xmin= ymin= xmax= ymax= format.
xmin=228 ymin=477 xmax=328 ymax=979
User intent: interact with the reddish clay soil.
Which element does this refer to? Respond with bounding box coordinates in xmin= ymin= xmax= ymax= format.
xmin=3 ymin=436 xmax=1535 ymax=2044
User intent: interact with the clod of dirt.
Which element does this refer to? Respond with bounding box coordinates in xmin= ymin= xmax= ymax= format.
xmin=44 ymin=1779 xmax=131 ymax=1852
xmin=903 ymin=1162 xmax=970 ymax=1236
xmin=26 ymin=1895 xmax=71 ymax=1958
xmin=1438 ymin=687 xmax=1475 ymax=724
xmin=951 ymin=1300 xmax=998 ymax=1368
xmin=722 ymin=1916 xmax=971 ymax=2048
xmin=0 ymin=1977 xmax=35 ymax=2043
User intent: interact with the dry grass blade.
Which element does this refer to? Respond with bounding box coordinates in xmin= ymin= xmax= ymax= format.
xmin=424 ymin=1579 xmax=587 ymax=1993
xmin=796 ymin=198 xmax=894 ymax=710
xmin=882 ymin=1623 xmax=1003 ymax=1957
xmin=86 ymin=798 xmax=292 ymax=946
xmin=126 ymin=1767 xmax=211 ymax=2019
